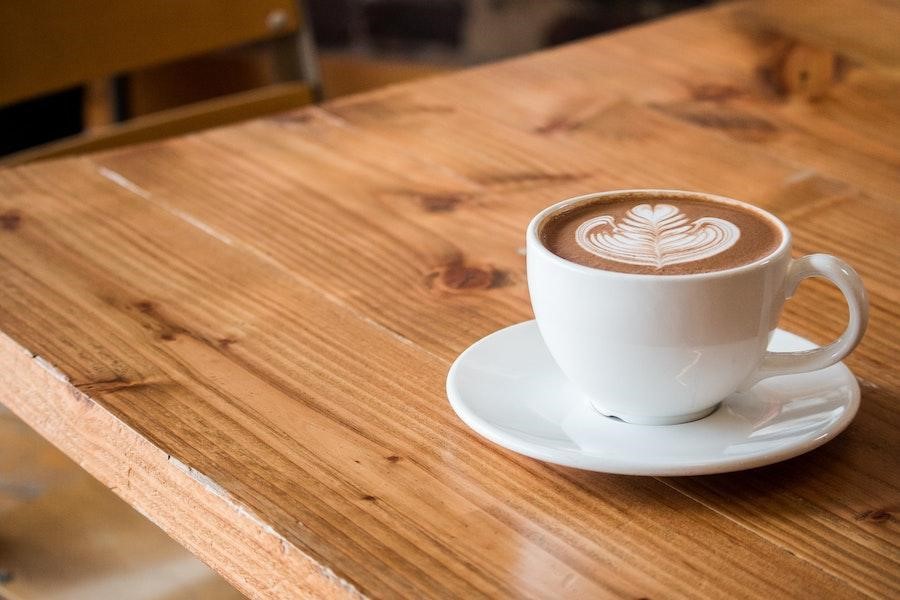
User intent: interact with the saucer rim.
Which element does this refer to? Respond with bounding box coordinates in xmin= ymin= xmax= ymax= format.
xmin=446 ymin=321 xmax=860 ymax=476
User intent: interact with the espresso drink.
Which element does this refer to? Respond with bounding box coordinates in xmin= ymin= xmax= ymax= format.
xmin=540 ymin=193 xmax=782 ymax=275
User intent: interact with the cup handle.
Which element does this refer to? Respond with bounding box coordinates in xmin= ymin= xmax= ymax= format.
xmin=745 ymin=254 xmax=868 ymax=387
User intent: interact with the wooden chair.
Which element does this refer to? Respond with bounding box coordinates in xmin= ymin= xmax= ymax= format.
xmin=0 ymin=0 xmax=319 ymax=165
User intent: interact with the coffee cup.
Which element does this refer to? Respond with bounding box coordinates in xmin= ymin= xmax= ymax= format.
xmin=526 ymin=189 xmax=868 ymax=425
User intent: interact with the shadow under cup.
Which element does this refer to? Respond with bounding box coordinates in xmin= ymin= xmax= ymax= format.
xmin=525 ymin=190 xmax=794 ymax=425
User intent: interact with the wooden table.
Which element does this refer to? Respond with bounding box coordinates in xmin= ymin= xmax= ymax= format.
xmin=1 ymin=1 xmax=898 ymax=597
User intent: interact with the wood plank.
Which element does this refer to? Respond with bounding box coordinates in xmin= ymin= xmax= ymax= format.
xmin=744 ymin=0 xmax=900 ymax=68
xmin=309 ymin=23 xmax=900 ymax=591
xmin=0 ymin=406 xmax=242 ymax=600
xmin=0 ymin=0 xmax=300 ymax=105
xmin=84 ymin=10 xmax=900 ymax=593
xmin=0 ymin=331 xmax=359 ymax=600
xmin=292 ymin=5 xmax=900 ymax=594
xmin=97 ymin=99 xmax=899 ymax=379
xmin=2 ymin=82 xmax=313 ymax=166
xmin=125 ymin=48 xmax=276 ymax=117
xmin=379 ymin=2 xmax=900 ymax=204
xmin=0 ymin=158 xmax=868 ymax=598
xmin=94 ymin=96 xmax=899 ymax=595
xmin=320 ymin=54 xmax=451 ymax=100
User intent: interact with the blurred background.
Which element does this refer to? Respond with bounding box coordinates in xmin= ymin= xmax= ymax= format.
xmin=1 ymin=0 xmax=710 ymax=164
xmin=1 ymin=1 xmax=709 ymax=598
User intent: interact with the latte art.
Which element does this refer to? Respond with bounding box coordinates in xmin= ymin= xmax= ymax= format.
xmin=575 ymin=204 xmax=740 ymax=269
xmin=540 ymin=194 xmax=780 ymax=275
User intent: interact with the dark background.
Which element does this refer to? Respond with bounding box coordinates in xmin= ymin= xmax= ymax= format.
xmin=2 ymin=0 xmax=710 ymax=157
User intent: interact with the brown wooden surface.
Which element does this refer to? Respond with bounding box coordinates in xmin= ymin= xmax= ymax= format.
xmin=0 ymin=0 xmax=300 ymax=106
xmin=1 ymin=82 xmax=314 ymax=167
xmin=319 ymin=54 xmax=451 ymax=99
xmin=0 ymin=1 xmax=898 ymax=598
xmin=0 ymin=405 xmax=242 ymax=600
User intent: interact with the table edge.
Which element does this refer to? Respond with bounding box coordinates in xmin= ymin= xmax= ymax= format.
xmin=0 ymin=331 xmax=365 ymax=600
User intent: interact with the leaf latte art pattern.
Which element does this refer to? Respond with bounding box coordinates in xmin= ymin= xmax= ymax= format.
xmin=575 ymin=204 xmax=740 ymax=269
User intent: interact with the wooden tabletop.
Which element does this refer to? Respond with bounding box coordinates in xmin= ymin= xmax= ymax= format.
xmin=1 ymin=1 xmax=898 ymax=597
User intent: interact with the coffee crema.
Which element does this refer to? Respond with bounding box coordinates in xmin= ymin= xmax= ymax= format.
xmin=540 ymin=195 xmax=782 ymax=275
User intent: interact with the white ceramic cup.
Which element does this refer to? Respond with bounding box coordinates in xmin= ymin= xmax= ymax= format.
xmin=526 ymin=190 xmax=868 ymax=425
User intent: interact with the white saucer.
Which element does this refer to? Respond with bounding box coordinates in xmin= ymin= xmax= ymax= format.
xmin=446 ymin=321 xmax=859 ymax=476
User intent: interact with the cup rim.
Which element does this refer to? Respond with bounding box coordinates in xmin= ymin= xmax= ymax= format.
xmin=527 ymin=189 xmax=792 ymax=280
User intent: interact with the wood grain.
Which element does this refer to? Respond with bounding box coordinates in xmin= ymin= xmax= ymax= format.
xmin=1 ymin=1 xmax=898 ymax=598
xmin=0 ymin=406 xmax=242 ymax=600
xmin=1 ymin=82 xmax=314 ymax=167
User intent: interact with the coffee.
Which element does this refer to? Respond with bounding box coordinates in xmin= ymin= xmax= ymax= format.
xmin=540 ymin=193 xmax=782 ymax=275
